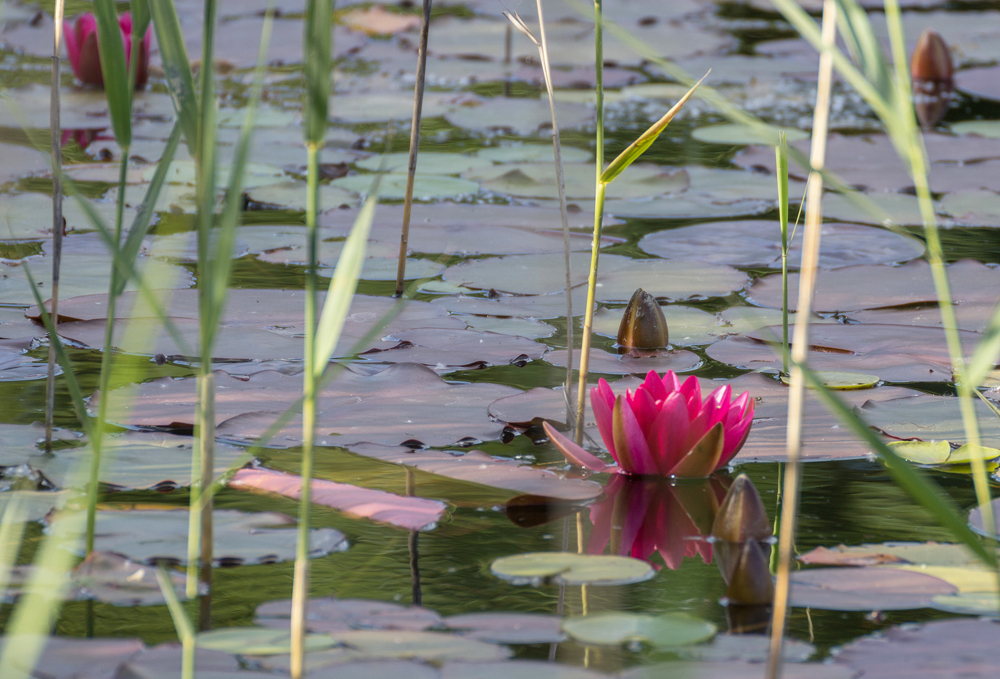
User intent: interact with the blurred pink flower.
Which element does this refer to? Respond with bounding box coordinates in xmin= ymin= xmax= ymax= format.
xmin=544 ymin=370 xmax=754 ymax=477
xmin=64 ymin=12 xmax=150 ymax=88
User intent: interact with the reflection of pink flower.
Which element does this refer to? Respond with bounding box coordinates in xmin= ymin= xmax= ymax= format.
xmin=544 ymin=370 xmax=754 ymax=477
xmin=64 ymin=13 xmax=150 ymax=88
xmin=588 ymin=475 xmax=728 ymax=570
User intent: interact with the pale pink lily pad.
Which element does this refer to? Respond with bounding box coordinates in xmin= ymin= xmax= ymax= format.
xmin=790 ymin=567 xmax=956 ymax=611
xmin=256 ymin=597 xmax=442 ymax=633
xmin=229 ymin=467 xmax=445 ymax=531
xmin=443 ymin=612 xmax=565 ymax=644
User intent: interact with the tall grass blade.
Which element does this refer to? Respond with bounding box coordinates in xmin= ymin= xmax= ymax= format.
xmin=394 ymin=0 xmax=433 ymax=297
xmin=45 ymin=0 xmax=66 ymax=453
xmin=767 ymin=3 xmax=838 ymax=677
xmin=156 ymin=567 xmax=195 ymax=679
xmin=776 ymin=132 xmax=790 ymax=376
xmin=599 ymin=72 xmax=708 ymax=184
xmin=147 ymin=0 xmax=198 ymax=153
xmin=91 ymin=0 xmax=131 ymax=146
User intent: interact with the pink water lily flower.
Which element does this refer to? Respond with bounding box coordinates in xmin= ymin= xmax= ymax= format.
xmin=64 ymin=12 xmax=151 ymax=89
xmin=544 ymin=370 xmax=754 ymax=477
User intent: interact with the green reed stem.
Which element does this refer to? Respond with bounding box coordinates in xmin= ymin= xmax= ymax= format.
xmin=776 ymin=132 xmax=789 ymax=376
xmin=157 ymin=567 xmax=195 ymax=679
xmin=44 ymin=0 xmax=65 ymax=453
xmin=574 ymin=0 xmax=604 ymax=445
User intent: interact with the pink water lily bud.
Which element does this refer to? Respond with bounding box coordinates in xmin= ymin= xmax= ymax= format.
xmin=617 ymin=288 xmax=668 ymax=350
xmin=543 ymin=370 xmax=754 ymax=478
xmin=64 ymin=12 xmax=151 ymax=89
xmin=911 ymin=29 xmax=953 ymax=130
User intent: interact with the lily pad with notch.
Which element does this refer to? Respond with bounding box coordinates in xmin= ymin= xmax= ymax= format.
xmin=490 ymin=552 xmax=655 ymax=586
xmin=561 ymin=612 xmax=716 ymax=648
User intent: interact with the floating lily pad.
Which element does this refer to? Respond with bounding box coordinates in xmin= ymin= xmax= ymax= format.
xmin=716 ymin=307 xmax=838 ymax=337
xmin=48 ymin=508 xmax=347 ymax=566
xmin=469 ymin=162 xmax=687 ymax=200
xmin=843 ymin=300 xmax=1000 ymax=332
xmin=956 ymin=65 xmax=1000 ymax=101
xmin=72 ymin=551 xmax=188 ymax=606
xmin=490 ymin=552 xmax=655 ymax=586
xmin=746 ymin=259 xmax=1000 ymax=312
xmin=638 ymin=220 xmax=923 ymax=269
xmin=692 ymin=124 xmax=809 ymax=146
xmin=621 ymin=660 xmax=856 ymax=679
xmin=358 ymin=327 xmax=546 ymax=371
xmin=779 ymin=371 xmax=880 ymax=390
xmin=604 ymin=196 xmax=771 ymax=220
xmin=246 ymin=181 xmax=359 ymax=210
xmin=887 ymin=440 xmax=1000 ymax=466
xmin=562 ymin=612 xmax=716 ymax=648
xmin=799 ymin=542 xmax=983 ymax=568
xmin=443 ymin=253 xmax=748 ymax=301
xmin=0 ymin=254 xmax=192 ymax=306
xmin=941 ymin=189 xmax=1000 ymax=228
xmin=822 ymin=192 xmax=931 ymax=227
xmin=951 ymin=121 xmax=1000 ymax=139
xmin=441 ymin=660 xmax=609 ymax=679
xmin=331 ymin=173 xmax=479 ymax=200
xmin=674 ymin=633 xmax=815 ymax=663
xmin=969 ymin=498 xmax=1000 ymax=540
xmin=229 ymin=467 xmax=446 ymax=531
xmin=930 ymin=592 xmax=1000 ymax=616
xmin=859 ymin=394 xmax=1000 ymax=447
xmin=544 ymin=347 xmax=702 ymax=376
xmin=832 ymin=618 xmax=1000 ymax=678
xmin=142 ymin=160 xmax=288 ymax=189
xmin=445 ymin=97 xmax=595 ymax=136
xmin=256 ymin=597 xmax=442 ymax=633
xmin=144 ymin=231 xmax=250 ymax=263
xmin=1 ymin=637 xmax=146 ymax=679
xmin=196 ymin=627 xmax=336 ymax=655
xmin=345 ymin=444 xmax=603 ymax=501
xmin=0 ymin=193 xmax=139 ymax=240
xmin=789 ymin=567 xmax=957 ymax=611
xmin=329 ymin=92 xmax=454 ymax=124
xmin=254 ymin=235 xmax=444 ymax=281
xmin=894 ymin=564 xmax=997 ymax=594
xmin=355 ymin=152 xmax=492 ymax=175
xmin=476 ymin=145 xmax=591 ymax=164
xmin=110 ymin=363 xmax=519 ymax=450
xmin=328 ymin=630 xmax=510 ymax=663
xmin=444 ymin=612 xmax=565 ymax=644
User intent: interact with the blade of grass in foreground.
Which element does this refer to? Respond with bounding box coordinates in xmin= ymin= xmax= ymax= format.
xmin=157 ymin=567 xmax=195 ymax=679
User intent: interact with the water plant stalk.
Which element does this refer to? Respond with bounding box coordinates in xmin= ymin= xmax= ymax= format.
xmin=44 ymin=0 xmax=66 ymax=453
xmin=502 ymin=7 xmax=574 ymax=404
xmin=394 ymin=0 xmax=432 ymax=298
xmin=573 ymin=0 xmax=603 ymax=445
xmin=157 ymin=567 xmax=195 ymax=679
xmin=767 ymin=3 xmax=837 ymax=675
xmin=292 ymin=0 xmax=333 ymax=672
xmin=776 ymin=132 xmax=789 ymax=376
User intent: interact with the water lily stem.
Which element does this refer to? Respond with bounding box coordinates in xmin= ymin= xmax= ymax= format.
xmin=45 ymin=0 xmax=65 ymax=454
xmin=767 ymin=2 xmax=837 ymax=677
xmin=394 ymin=0 xmax=433 ymax=298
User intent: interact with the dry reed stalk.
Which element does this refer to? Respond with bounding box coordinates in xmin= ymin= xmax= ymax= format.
xmin=766 ymin=2 xmax=838 ymax=676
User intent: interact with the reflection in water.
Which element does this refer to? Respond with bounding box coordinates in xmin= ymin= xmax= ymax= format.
xmin=61 ymin=128 xmax=104 ymax=151
xmin=588 ymin=475 xmax=730 ymax=570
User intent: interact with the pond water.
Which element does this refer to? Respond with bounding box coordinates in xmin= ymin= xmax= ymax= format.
xmin=2 ymin=0 xmax=1000 ymax=676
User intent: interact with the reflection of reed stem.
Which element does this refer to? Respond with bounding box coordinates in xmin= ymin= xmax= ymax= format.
xmin=45 ymin=0 xmax=66 ymax=453
xmin=394 ymin=0 xmax=433 ymax=297
xmin=767 ymin=2 xmax=837 ymax=677
xmin=406 ymin=468 xmax=421 ymax=605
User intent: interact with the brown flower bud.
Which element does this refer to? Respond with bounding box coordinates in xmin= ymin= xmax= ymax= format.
xmin=617 ymin=288 xmax=668 ymax=350
xmin=911 ymin=29 xmax=954 ymax=130
xmin=710 ymin=474 xmax=772 ymax=544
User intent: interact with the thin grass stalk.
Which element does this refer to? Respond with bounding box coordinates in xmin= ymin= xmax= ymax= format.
xmin=534 ymin=3 xmax=574 ymax=401
xmin=0 ymin=498 xmax=27 ymax=601
xmin=881 ymin=0 xmax=996 ymax=552
xmin=574 ymin=0 xmax=604 ymax=445
xmin=767 ymin=3 xmax=838 ymax=676
xmin=198 ymin=372 xmax=215 ymax=629
xmin=776 ymin=132 xmax=790 ymax=376
xmin=157 ymin=567 xmax=195 ymax=679
xmin=44 ymin=0 xmax=66 ymax=453
xmin=394 ymin=0 xmax=433 ymax=298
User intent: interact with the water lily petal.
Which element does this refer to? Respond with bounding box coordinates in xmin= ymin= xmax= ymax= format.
xmin=629 ymin=387 xmax=660 ymax=438
xmin=612 ymin=395 xmax=658 ymax=474
xmin=642 ymin=370 xmax=668 ymax=401
xmin=592 ymin=381 xmax=618 ymax=461
xmin=648 ymin=391 xmax=691 ymax=475
xmin=542 ymin=421 xmax=612 ymax=473
xmin=670 ymin=422 xmax=725 ymax=477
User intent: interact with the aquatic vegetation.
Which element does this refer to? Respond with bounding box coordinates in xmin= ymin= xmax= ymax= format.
xmin=911 ymin=29 xmax=953 ymax=130
xmin=545 ymin=370 xmax=754 ymax=478
xmin=616 ymin=288 xmax=668 ymax=351
xmin=64 ymin=12 xmax=150 ymax=89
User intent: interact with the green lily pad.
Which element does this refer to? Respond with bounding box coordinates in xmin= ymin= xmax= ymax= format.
xmin=887 ymin=440 xmax=1000 ymax=466
xmin=329 ymin=630 xmax=510 ymax=662
xmin=48 ymin=508 xmax=347 ymax=566
xmin=490 ymin=552 xmax=655 ymax=586
xmin=799 ymin=542 xmax=984 ymax=568
xmin=331 ymin=173 xmax=479 ymax=200
xmin=444 ymin=98 xmax=594 ymax=136
xmin=141 ymin=160 xmax=288 ymax=189
xmin=691 ymin=123 xmax=809 ymax=146
xmin=440 ymin=660 xmax=608 ymax=679
xmin=196 ymin=627 xmax=336 ymax=655
xmin=789 ymin=567 xmax=957 ymax=611
xmin=942 ymin=189 xmax=1000 ymax=228
xmin=931 ymin=592 xmax=1000 ymax=616
xmin=951 ymin=121 xmax=1000 ymax=139
xmin=604 ymin=196 xmax=771 ymax=220
xmin=859 ymin=394 xmax=1000 ymax=447
xmin=822 ymin=192 xmax=931 ymax=227
xmin=562 ymin=612 xmax=716 ymax=648
xmin=246 ymin=181 xmax=359 ymax=210
xmin=469 ymin=162 xmax=687 ymax=200
xmin=355 ymin=152 xmax=492 ymax=175
xmin=476 ymin=145 xmax=591 ymax=164
xmin=780 ymin=371 xmax=880 ymax=390
xmin=0 ymin=193 xmax=139 ymax=240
